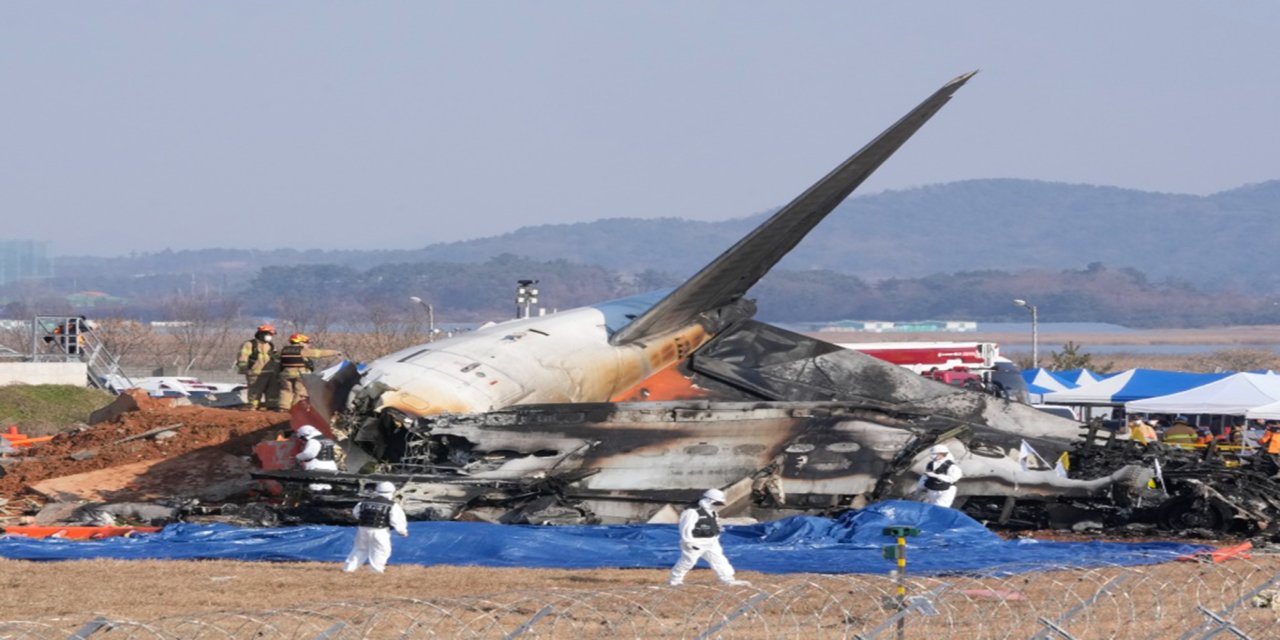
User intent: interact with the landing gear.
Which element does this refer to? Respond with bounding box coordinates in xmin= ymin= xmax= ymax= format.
xmin=1156 ymin=496 xmax=1234 ymax=532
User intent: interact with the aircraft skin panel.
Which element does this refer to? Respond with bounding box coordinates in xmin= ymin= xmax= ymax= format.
xmin=358 ymin=304 xmax=715 ymax=417
xmin=611 ymin=71 xmax=977 ymax=346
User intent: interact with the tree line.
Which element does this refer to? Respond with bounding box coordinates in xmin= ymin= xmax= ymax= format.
xmin=4 ymin=256 xmax=1277 ymax=330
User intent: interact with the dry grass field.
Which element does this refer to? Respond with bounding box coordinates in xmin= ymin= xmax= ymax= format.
xmin=2 ymin=554 xmax=1280 ymax=638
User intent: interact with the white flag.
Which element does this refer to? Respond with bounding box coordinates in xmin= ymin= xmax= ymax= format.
xmin=1153 ymin=457 xmax=1165 ymax=490
xmin=1018 ymin=440 xmax=1041 ymax=472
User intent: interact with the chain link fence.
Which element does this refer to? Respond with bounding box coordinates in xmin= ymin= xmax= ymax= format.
xmin=3 ymin=558 xmax=1279 ymax=639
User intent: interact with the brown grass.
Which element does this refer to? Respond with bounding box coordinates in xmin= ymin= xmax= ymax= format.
xmin=3 ymin=555 xmax=1280 ymax=638
xmin=0 ymin=559 xmax=676 ymax=619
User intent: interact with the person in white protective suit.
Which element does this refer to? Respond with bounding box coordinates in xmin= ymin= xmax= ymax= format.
xmin=295 ymin=425 xmax=339 ymax=491
xmin=343 ymin=481 xmax=408 ymax=573
xmin=915 ymin=444 xmax=964 ymax=508
xmin=667 ymin=488 xmax=750 ymax=586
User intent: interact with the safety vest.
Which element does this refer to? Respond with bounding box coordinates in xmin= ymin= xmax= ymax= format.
xmin=357 ymin=496 xmax=394 ymax=529
xmin=1130 ymin=423 xmax=1157 ymax=443
xmin=315 ymin=439 xmax=336 ymax=462
xmin=1262 ymin=431 xmax=1280 ymax=455
xmin=691 ymin=506 xmax=721 ymax=538
xmin=923 ymin=459 xmax=955 ymax=491
xmin=279 ymin=344 xmax=311 ymax=371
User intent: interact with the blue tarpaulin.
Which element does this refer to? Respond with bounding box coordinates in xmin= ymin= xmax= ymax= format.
xmin=0 ymin=502 xmax=1206 ymax=575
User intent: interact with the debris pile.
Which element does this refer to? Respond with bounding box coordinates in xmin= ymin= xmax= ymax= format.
xmin=1064 ymin=426 xmax=1280 ymax=538
xmin=0 ymin=390 xmax=287 ymax=523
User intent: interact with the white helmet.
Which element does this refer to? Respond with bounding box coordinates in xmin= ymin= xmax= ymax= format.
xmin=375 ymin=481 xmax=396 ymax=496
xmin=296 ymin=425 xmax=320 ymax=439
xmin=702 ymin=488 xmax=727 ymax=505
xmin=929 ymin=444 xmax=951 ymax=456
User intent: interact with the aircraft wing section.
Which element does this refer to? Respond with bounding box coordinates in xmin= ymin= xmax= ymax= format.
xmin=611 ymin=71 xmax=976 ymax=345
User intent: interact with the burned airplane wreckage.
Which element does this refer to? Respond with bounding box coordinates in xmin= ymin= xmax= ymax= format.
xmin=256 ymin=72 xmax=1280 ymax=536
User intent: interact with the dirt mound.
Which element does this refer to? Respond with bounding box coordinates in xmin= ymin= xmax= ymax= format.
xmin=0 ymin=398 xmax=288 ymax=499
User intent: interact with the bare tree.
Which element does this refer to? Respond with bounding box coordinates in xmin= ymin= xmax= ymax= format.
xmin=0 ymin=321 xmax=29 ymax=357
xmin=273 ymin=294 xmax=338 ymax=345
xmin=336 ymin=297 xmax=427 ymax=363
xmin=163 ymin=292 xmax=243 ymax=374
xmin=91 ymin=318 xmax=156 ymax=368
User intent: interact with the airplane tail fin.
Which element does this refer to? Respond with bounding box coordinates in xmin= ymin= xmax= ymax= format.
xmin=611 ymin=71 xmax=976 ymax=345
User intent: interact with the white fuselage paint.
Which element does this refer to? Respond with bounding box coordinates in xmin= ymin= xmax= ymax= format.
xmin=353 ymin=290 xmax=699 ymax=418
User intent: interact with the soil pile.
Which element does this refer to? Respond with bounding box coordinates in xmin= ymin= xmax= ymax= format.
xmin=0 ymin=393 xmax=287 ymax=500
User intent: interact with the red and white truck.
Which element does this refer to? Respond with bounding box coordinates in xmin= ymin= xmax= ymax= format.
xmin=836 ymin=341 xmax=1029 ymax=402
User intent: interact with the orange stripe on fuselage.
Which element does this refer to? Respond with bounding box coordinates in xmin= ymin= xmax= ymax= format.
xmin=611 ymin=361 xmax=708 ymax=402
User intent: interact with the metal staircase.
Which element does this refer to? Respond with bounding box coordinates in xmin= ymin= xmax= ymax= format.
xmin=32 ymin=316 xmax=132 ymax=392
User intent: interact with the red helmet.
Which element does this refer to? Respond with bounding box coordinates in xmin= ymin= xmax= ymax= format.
xmin=289 ymin=333 xmax=310 ymax=344
xmin=256 ymin=324 xmax=277 ymax=335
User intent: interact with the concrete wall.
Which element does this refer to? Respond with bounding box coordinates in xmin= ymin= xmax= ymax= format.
xmin=0 ymin=362 xmax=88 ymax=386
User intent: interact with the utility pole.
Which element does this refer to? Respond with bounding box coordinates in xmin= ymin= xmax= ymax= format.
xmin=1013 ymin=298 xmax=1039 ymax=368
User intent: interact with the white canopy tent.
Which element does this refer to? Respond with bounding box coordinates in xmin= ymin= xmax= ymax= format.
xmin=1126 ymin=372 xmax=1280 ymax=415
xmin=1247 ymin=400 xmax=1280 ymax=420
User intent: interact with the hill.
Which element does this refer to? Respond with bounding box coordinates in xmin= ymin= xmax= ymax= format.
xmin=407 ymin=179 xmax=1280 ymax=290
xmin=48 ymin=178 xmax=1280 ymax=293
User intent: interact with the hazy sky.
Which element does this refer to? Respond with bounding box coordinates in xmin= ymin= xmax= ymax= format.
xmin=4 ymin=3 xmax=1277 ymax=256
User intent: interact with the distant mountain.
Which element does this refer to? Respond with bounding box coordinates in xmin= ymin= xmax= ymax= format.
xmin=406 ymin=179 xmax=1280 ymax=291
xmin=49 ymin=178 xmax=1280 ymax=292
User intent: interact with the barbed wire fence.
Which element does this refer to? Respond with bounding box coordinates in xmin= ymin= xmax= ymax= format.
xmin=3 ymin=557 xmax=1279 ymax=639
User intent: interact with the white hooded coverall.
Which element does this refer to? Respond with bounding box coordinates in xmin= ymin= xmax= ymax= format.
xmin=296 ymin=436 xmax=339 ymax=491
xmin=916 ymin=452 xmax=964 ymax=508
xmin=668 ymin=499 xmax=738 ymax=585
xmin=343 ymin=495 xmax=408 ymax=573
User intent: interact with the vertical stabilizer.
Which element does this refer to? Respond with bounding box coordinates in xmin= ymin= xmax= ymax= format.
xmin=611 ymin=71 xmax=976 ymax=345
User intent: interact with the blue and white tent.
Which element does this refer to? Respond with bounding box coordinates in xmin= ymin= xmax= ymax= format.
xmin=1042 ymin=369 xmax=1232 ymax=406
xmin=1022 ymin=368 xmax=1075 ymax=402
xmin=1126 ymin=372 xmax=1280 ymax=415
xmin=1056 ymin=369 xmax=1105 ymax=386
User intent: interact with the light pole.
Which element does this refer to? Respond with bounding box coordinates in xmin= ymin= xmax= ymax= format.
xmin=1013 ymin=298 xmax=1038 ymax=368
xmin=515 ymin=280 xmax=539 ymax=319
xmin=409 ymin=296 xmax=435 ymax=341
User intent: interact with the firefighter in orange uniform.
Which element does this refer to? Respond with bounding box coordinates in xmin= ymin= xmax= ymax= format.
xmin=1195 ymin=427 xmax=1214 ymax=446
xmin=277 ymin=334 xmax=342 ymax=410
xmin=236 ymin=324 xmax=278 ymax=410
xmin=1258 ymin=424 xmax=1280 ymax=476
